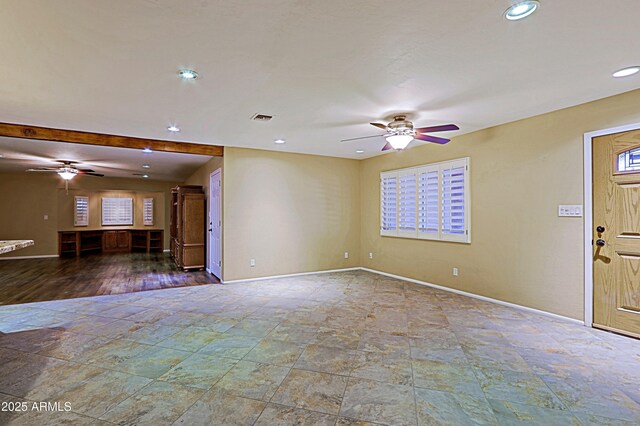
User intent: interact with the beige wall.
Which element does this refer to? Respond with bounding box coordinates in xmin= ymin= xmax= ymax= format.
xmin=222 ymin=147 xmax=361 ymax=281
xmin=0 ymin=173 xmax=178 ymax=257
xmin=184 ymin=155 xmax=224 ymax=194
xmin=0 ymin=173 xmax=59 ymax=257
xmin=361 ymin=88 xmax=640 ymax=320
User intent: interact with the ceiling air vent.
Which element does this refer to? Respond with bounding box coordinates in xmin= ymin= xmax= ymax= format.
xmin=251 ymin=113 xmax=273 ymax=122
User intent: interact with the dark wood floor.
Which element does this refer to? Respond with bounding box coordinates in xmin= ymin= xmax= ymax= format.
xmin=0 ymin=253 xmax=219 ymax=306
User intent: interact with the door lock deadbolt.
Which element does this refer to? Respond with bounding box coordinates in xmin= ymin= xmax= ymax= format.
xmin=596 ymin=226 xmax=605 ymax=233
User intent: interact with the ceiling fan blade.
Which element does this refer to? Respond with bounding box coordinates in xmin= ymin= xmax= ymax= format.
xmin=370 ymin=122 xmax=388 ymax=130
xmin=26 ymin=168 xmax=57 ymax=172
xmin=77 ymin=168 xmax=95 ymax=173
xmin=79 ymin=172 xmax=104 ymax=177
xmin=415 ymin=134 xmax=450 ymax=144
xmin=415 ymin=124 xmax=459 ymax=133
xmin=381 ymin=142 xmax=393 ymax=151
xmin=340 ymin=134 xmax=385 ymax=143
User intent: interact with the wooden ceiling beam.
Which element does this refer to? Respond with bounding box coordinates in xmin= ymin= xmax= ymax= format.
xmin=0 ymin=122 xmax=223 ymax=157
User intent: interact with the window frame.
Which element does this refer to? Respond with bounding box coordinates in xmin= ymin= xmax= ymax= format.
xmin=380 ymin=157 xmax=470 ymax=243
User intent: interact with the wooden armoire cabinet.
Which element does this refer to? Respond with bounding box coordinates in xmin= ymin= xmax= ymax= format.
xmin=170 ymin=185 xmax=205 ymax=270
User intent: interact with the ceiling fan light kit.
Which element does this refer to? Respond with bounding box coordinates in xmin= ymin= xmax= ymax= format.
xmin=57 ymin=167 xmax=78 ymax=180
xmin=386 ymin=134 xmax=414 ymax=150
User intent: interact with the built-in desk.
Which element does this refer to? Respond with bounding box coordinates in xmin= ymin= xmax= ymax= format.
xmin=58 ymin=230 xmax=163 ymax=256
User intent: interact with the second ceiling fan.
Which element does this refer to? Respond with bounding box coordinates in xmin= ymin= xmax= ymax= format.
xmin=26 ymin=160 xmax=104 ymax=180
xmin=342 ymin=115 xmax=459 ymax=151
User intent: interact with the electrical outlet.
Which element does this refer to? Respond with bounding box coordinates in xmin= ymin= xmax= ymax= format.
xmin=453 ymin=267 xmax=459 ymax=277
xmin=250 ymin=258 xmax=256 ymax=267
xmin=344 ymin=252 xmax=349 ymax=259
xmin=43 ymin=214 xmax=48 ymax=220
xmin=368 ymin=252 xmax=373 ymax=259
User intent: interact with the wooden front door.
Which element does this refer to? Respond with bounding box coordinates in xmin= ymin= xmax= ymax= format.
xmin=593 ymin=128 xmax=640 ymax=338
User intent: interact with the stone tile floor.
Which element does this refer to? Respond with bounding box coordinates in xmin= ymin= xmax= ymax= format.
xmin=0 ymin=270 xmax=638 ymax=425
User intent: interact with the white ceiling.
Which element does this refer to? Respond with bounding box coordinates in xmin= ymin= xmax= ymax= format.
xmin=0 ymin=137 xmax=212 ymax=181
xmin=0 ymin=0 xmax=639 ymax=160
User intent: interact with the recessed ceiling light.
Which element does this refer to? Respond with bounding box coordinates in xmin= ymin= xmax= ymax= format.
xmin=356 ymin=150 xmax=365 ymax=154
xmin=612 ymin=66 xmax=640 ymax=78
xmin=167 ymin=125 xmax=180 ymax=132
xmin=504 ymin=1 xmax=539 ymax=20
xmin=142 ymin=174 xmax=149 ymax=179
xmin=274 ymin=139 xmax=286 ymax=144
xmin=178 ymin=69 xmax=198 ymax=80
xmin=142 ymin=148 xmax=153 ymax=154
xmin=142 ymin=164 xmax=150 ymax=169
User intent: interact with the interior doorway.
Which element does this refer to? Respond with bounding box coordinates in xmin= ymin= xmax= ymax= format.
xmin=208 ymin=168 xmax=222 ymax=279
xmin=591 ymin=128 xmax=640 ymax=338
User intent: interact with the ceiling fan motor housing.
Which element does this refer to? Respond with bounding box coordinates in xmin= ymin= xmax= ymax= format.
xmin=388 ymin=115 xmax=415 ymax=136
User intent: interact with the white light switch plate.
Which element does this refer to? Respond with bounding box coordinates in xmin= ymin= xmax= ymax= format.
xmin=558 ymin=205 xmax=583 ymax=217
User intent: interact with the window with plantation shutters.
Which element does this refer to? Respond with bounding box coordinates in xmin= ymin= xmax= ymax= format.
xmin=102 ymin=197 xmax=134 ymax=226
xmin=380 ymin=175 xmax=398 ymax=235
xmin=380 ymin=157 xmax=470 ymax=243
xmin=74 ymin=196 xmax=89 ymax=227
xmin=143 ymin=198 xmax=154 ymax=226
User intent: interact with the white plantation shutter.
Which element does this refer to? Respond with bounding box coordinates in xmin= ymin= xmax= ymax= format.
xmin=380 ymin=158 xmax=469 ymax=243
xmin=441 ymin=159 xmax=468 ymax=241
xmin=380 ymin=174 xmax=398 ymax=236
xmin=398 ymin=172 xmax=417 ymax=234
xmin=143 ymin=198 xmax=154 ymax=226
xmin=418 ymin=167 xmax=439 ymax=238
xmin=74 ymin=196 xmax=89 ymax=227
xmin=102 ymin=198 xmax=134 ymax=226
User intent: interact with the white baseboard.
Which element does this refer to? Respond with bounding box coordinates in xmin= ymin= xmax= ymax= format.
xmin=221 ymin=267 xmax=361 ymax=284
xmin=360 ymin=267 xmax=584 ymax=325
xmin=0 ymin=254 xmax=59 ymax=261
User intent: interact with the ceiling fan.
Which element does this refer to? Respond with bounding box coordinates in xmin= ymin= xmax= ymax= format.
xmin=26 ymin=160 xmax=104 ymax=180
xmin=341 ymin=115 xmax=459 ymax=151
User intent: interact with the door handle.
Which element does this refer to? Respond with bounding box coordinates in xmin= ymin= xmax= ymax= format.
xmin=595 ymin=239 xmax=606 ymax=247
